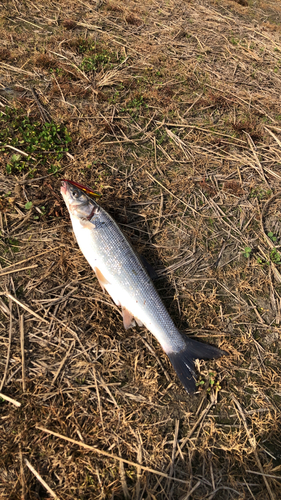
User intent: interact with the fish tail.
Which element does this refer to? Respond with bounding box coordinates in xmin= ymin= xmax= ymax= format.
xmin=167 ymin=339 xmax=226 ymax=393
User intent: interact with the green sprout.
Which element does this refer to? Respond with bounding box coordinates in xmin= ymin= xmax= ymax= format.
xmin=243 ymin=246 xmax=252 ymax=258
xmin=268 ymin=232 xmax=277 ymax=243
xmin=195 ymin=379 xmax=205 ymax=388
xmin=270 ymin=249 xmax=281 ymax=265
xmin=207 ymin=372 xmax=221 ymax=393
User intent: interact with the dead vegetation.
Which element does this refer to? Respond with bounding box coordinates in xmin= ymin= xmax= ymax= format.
xmin=0 ymin=0 xmax=281 ymax=498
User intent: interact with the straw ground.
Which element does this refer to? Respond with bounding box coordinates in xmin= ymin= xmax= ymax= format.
xmin=0 ymin=0 xmax=281 ymax=498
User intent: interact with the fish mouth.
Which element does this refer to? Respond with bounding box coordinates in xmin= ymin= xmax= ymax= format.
xmin=60 ymin=180 xmax=68 ymax=196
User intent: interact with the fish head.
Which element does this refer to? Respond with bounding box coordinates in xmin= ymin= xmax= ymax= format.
xmin=61 ymin=180 xmax=99 ymax=219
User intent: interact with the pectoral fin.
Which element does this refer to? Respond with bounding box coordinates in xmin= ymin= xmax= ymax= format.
xmin=94 ymin=267 xmax=110 ymax=292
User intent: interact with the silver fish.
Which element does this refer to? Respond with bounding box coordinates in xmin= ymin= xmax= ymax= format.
xmin=61 ymin=179 xmax=225 ymax=392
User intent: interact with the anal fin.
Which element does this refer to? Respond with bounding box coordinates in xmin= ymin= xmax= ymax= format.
xmin=122 ymin=307 xmax=143 ymax=329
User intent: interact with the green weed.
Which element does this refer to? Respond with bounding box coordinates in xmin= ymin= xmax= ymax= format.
xmin=79 ymin=43 xmax=126 ymax=73
xmin=268 ymin=231 xmax=277 ymax=243
xmin=7 ymin=153 xmax=22 ymax=173
xmin=81 ymin=53 xmax=111 ymax=72
xmin=7 ymin=238 xmax=20 ymax=252
xmin=0 ymin=107 xmax=71 ymax=175
xmin=121 ymin=95 xmax=148 ymax=118
xmin=48 ymin=164 xmax=61 ymax=175
xmin=77 ymin=38 xmax=91 ymax=54
xmin=270 ymin=248 xmax=281 ymax=265
xmin=49 ymin=67 xmax=65 ymax=77
xmin=125 ymin=95 xmax=147 ymax=110
xmin=249 ymin=188 xmax=272 ymax=199
xmin=207 ymin=372 xmax=221 ymax=393
xmin=256 ymin=256 xmax=264 ymax=265
xmin=243 ymin=246 xmax=252 ymax=258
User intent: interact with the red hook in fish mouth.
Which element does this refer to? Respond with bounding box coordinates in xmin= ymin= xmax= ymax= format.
xmin=61 ymin=179 xmax=101 ymax=198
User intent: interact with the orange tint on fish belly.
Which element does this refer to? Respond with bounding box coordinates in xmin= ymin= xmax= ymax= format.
xmin=71 ymin=217 xmax=147 ymax=332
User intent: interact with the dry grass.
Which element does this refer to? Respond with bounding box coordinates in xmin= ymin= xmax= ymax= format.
xmin=0 ymin=0 xmax=281 ymax=498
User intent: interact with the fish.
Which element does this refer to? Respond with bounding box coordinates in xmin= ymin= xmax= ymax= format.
xmin=61 ymin=179 xmax=226 ymax=393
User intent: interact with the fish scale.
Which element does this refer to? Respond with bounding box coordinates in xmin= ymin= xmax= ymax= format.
xmin=61 ymin=179 xmax=226 ymax=393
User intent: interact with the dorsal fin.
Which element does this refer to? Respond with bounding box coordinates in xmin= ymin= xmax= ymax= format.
xmin=139 ymin=255 xmax=158 ymax=280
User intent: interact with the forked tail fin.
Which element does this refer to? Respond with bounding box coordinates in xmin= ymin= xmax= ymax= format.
xmin=167 ymin=338 xmax=226 ymax=393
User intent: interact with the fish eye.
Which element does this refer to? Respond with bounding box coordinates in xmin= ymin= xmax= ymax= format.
xmin=72 ymin=188 xmax=81 ymax=199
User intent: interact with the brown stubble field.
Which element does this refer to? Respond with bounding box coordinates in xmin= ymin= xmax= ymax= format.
xmin=0 ymin=0 xmax=281 ymax=498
